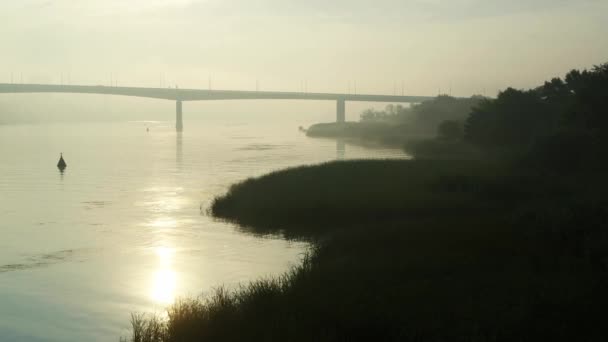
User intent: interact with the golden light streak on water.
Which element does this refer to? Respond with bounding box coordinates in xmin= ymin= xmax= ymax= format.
xmin=151 ymin=246 xmax=177 ymax=304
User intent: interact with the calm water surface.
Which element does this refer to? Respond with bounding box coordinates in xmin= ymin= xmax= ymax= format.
xmin=0 ymin=118 xmax=408 ymax=341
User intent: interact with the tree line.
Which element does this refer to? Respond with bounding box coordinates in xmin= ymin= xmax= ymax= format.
xmin=361 ymin=62 xmax=608 ymax=169
xmin=465 ymin=63 xmax=608 ymax=170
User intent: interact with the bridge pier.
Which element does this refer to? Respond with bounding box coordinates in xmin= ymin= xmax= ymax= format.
xmin=336 ymin=99 xmax=345 ymax=123
xmin=176 ymin=100 xmax=183 ymax=132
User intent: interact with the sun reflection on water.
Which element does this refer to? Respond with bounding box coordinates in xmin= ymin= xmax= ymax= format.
xmin=144 ymin=186 xmax=183 ymax=305
xmin=151 ymin=246 xmax=177 ymax=305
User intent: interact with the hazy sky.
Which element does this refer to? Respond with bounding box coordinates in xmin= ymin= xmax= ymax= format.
xmin=1 ymin=0 xmax=607 ymax=97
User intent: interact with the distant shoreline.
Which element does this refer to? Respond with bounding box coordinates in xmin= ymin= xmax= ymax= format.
xmin=305 ymin=121 xmax=431 ymax=148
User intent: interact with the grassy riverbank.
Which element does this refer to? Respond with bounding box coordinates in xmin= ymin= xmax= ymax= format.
xmin=132 ymin=159 xmax=608 ymax=341
xmin=212 ymin=159 xmax=532 ymax=236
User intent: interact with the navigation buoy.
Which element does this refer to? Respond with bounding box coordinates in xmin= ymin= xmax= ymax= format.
xmin=57 ymin=153 xmax=67 ymax=171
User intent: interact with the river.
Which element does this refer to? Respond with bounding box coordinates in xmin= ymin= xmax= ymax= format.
xmin=0 ymin=117 xmax=408 ymax=341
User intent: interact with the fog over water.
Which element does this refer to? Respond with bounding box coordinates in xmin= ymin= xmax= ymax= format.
xmin=0 ymin=112 xmax=407 ymax=341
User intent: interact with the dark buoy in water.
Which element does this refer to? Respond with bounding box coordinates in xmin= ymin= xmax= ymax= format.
xmin=57 ymin=153 xmax=67 ymax=171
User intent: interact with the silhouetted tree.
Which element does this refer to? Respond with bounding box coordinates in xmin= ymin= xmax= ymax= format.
xmin=465 ymin=88 xmax=553 ymax=150
xmin=565 ymin=64 xmax=608 ymax=136
xmin=463 ymin=62 xmax=608 ymax=169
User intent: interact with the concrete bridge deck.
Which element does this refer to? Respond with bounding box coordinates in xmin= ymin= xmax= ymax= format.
xmin=0 ymin=83 xmax=436 ymax=131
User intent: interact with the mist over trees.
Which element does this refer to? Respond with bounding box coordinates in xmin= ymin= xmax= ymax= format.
xmin=308 ymin=95 xmax=485 ymax=148
xmin=360 ymin=95 xmax=484 ymax=136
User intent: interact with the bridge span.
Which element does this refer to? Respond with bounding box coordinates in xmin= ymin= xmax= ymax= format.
xmin=0 ymin=83 xmax=436 ymax=131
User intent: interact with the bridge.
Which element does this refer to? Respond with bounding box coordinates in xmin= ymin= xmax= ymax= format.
xmin=0 ymin=83 xmax=435 ymax=131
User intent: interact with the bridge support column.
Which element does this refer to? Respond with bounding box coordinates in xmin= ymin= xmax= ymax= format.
xmin=336 ymin=99 xmax=345 ymax=123
xmin=176 ymin=100 xmax=183 ymax=132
